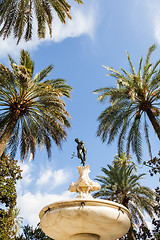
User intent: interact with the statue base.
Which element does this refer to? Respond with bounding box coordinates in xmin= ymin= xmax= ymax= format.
xmin=68 ymin=165 xmax=101 ymax=199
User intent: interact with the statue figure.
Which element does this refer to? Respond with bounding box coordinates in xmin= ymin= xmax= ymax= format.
xmin=75 ymin=138 xmax=87 ymax=166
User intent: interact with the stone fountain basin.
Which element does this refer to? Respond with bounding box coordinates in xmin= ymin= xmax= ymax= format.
xmin=39 ymin=199 xmax=131 ymax=240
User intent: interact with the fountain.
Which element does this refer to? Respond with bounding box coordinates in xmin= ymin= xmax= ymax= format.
xmin=39 ymin=139 xmax=131 ymax=240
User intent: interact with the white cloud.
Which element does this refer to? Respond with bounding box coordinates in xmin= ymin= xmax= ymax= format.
xmin=146 ymin=221 xmax=153 ymax=230
xmin=17 ymin=190 xmax=74 ymax=227
xmin=53 ymin=169 xmax=70 ymax=185
xmin=36 ymin=168 xmax=71 ymax=189
xmin=36 ymin=169 xmax=53 ymax=186
xmin=138 ymin=0 xmax=160 ymax=44
xmin=154 ymin=14 xmax=160 ymax=44
xmin=0 ymin=2 xmax=97 ymax=59
xmin=16 ymin=162 xmax=34 ymax=195
xmin=52 ymin=5 xmax=95 ymax=42
xmin=16 ymin=161 xmax=71 ymax=194
xmin=16 ymin=161 xmax=74 ymax=227
xmin=146 ymin=0 xmax=160 ymax=44
xmin=20 ymin=162 xmax=33 ymax=179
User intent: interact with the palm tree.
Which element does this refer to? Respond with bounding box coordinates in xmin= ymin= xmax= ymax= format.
xmin=94 ymin=154 xmax=155 ymax=239
xmin=0 ymin=0 xmax=83 ymax=44
xmin=0 ymin=49 xmax=72 ymax=161
xmin=12 ymin=207 xmax=23 ymax=237
xmin=93 ymin=44 xmax=160 ymax=162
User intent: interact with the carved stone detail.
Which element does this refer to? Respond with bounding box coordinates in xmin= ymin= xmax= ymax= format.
xmin=69 ymin=165 xmax=101 ymax=199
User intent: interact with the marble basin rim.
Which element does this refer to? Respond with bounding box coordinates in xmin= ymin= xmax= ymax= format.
xmin=39 ymin=198 xmax=131 ymax=240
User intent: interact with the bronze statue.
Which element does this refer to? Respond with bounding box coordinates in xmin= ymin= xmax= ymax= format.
xmin=74 ymin=138 xmax=87 ymax=166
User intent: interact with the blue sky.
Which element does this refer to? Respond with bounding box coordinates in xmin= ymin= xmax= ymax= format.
xmin=1 ymin=0 xmax=160 ymax=228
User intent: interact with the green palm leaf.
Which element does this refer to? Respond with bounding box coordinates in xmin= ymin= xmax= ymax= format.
xmin=94 ymin=45 xmax=160 ymax=161
xmin=0 ymin=50 xmax=72 ymax=161
xmin=0 ymin=0 xmax=83 ymax=43
xmin=94 ymin=154 xmax=155 ymax=238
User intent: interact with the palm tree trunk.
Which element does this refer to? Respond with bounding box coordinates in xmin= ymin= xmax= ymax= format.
xmin=121 ymin=199 xmax=136 ymax=240
xmin=146 ymin=108 xmax=160 ymax=140
xmin=127 ymin=225 xmax=136 ymax=240
xmin=0 ymin=112 xmax=20 ymax=158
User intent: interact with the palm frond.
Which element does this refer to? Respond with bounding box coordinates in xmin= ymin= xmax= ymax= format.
xmin=42 ymin=0 xmax=52 ymax=37
xmin=138 ymin=57 xmax=143 ymax=79
xmin=127 ymin=116 xmax=142 ymax=162
xmin=24 ymin=11 xmax=33 ymax=42
xmin=127 ymin=51 xmax=136 ymax=75
xmin=144 ymin=115 xmax=152 ymax=159
xmin=131 ymin=117 xmax=142 ymax=163
xmin=94 ymin=157 xmax=155 ymax=232
xmin=20 ymin=50 xmax=34 ymax=75
xmin=143 ymin=44 xmax=157 ymax=83
xmin=94 ymin=44 xmax=160 ymax=162
xmin=0 ymin=49 xmax=72 ymax=160
xmin=33 ymin=65 xmax=53 ymax=83
xmin=0 ymin=0 xmax=83 ymax=43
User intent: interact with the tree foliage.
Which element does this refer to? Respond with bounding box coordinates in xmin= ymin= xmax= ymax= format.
xmin=144 ymin=152 xmax=160 ymax=239
xmin=0 ymin=0 xmax=83 ymax=44
xmin=0 ymin=49 xmax=72 ymax=161
xmin=144 ymin=152 xmax=160 ymax=177
xmin=16 ymin=224 xmax=52 ymax=240
xmin=0 ymin=153 xmax=22 ymax=240
xmin=94 ymin=154 xmax=156 ymax=239
xmin=93 ymin=44 xmax=160 ymax=162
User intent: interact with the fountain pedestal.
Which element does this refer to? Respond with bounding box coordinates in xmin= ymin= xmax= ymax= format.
xmin=70 ymin=233 xmax=99 ymax=240
xmin=39 ymin=165 xmax=131 ymax=240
